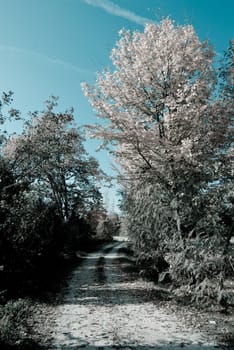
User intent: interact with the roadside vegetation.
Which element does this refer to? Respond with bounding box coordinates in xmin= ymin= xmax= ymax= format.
xmin=0 ymin=17 xmax=233 ymax=349
xmin=0 ymin=93 xmax=119 ymax=348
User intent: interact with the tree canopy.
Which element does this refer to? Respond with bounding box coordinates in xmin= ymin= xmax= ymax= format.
xmin=3 ymin=97 xmax=104 ymax=222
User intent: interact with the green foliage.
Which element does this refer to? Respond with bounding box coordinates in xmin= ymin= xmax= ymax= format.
xmin=123 ymin=179 xmax=234 ymax=304
xmin=123 ymin=182 xmax=176 ymax=256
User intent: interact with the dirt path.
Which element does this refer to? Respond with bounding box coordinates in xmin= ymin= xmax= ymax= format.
xmin=44 ymin=238 xmax=222 ymax=349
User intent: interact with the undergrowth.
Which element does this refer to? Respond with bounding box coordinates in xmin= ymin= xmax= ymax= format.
xmin=0 ymin=298 xmax=33 ymax=347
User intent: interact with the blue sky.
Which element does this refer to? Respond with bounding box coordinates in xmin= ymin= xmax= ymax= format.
xmin=0 ymin=0 xmax=233 ymax=211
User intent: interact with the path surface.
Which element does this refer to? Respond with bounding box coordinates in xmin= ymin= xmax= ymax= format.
xmin=49 ymin=238 xmax=221 ymax=350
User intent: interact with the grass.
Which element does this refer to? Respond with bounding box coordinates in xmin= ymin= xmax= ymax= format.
xmin=0 ymin=298 xmax=34 ymax=348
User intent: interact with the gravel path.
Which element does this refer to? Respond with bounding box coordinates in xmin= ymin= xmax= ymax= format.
xmin=38 ymin=238 xmax=224 ymax=350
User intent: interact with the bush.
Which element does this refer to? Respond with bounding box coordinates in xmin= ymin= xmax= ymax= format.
xmin=137 ymin=252 xmax=169 ymax=280
xmin=0 ymin=298 xmax=33 ymax=346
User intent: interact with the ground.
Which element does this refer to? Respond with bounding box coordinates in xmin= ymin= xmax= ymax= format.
xmin=31 ymin=237 xmax=234 ymax=349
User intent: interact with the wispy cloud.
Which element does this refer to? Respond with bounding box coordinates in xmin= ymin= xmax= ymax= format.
xmin=82 ymin=0 xmax=154 ymax=26
xmin=0 ymin=45 xmax=92 ymax=75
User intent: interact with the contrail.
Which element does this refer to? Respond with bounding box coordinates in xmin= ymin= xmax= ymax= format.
xmin=82 ymin=0 xmax=155 ymax=26
xmin=0 ymin=45 xmax=92 ymax=75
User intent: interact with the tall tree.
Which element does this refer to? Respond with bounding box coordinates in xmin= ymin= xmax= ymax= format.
xmin=83 ymin=19 xmax=234 ymax=302
xmin=83 ymin=18 xmax=232 ymax=233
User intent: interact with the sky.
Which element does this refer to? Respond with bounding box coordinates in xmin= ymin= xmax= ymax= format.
xmin=0 ymin=0 xmax=233 ymax=212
